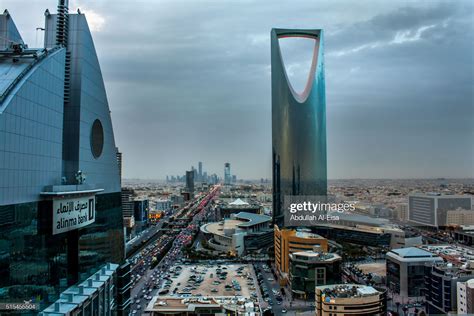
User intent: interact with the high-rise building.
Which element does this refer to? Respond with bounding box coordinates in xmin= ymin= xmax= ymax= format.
xmin=198 ymin=161 xmax=203 ymax=181
xmin=274 ymin=226 xmax=328 ymax=278
xmin=185 ymin=170 xmax=195 ymax=195
xmin=121 ymin=188 xmax=135 ymax=218
xmin=133 ymin=199 xmax=149 ymax=224
xmin=315 ymin=284 xmax=386 ymax=316
xmin=271 ymin=29 xmax=327 ymax=227
xmin=116 ymin=147 xmax=123 ymax=184
xmin=409 ymin=193 xmax=472 ymax=227
xmin=224 ymin=162 xmax=231 ymax=185
xmin=0 ymin=1 xmax=128 ymax=312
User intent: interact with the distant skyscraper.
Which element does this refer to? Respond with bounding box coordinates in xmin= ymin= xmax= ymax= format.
xmin=121 ymin=187 xmax=135 ymax=218
xmin=198 ymin=161 xmax=203 ymax=181
xmin=224 ymin=162 xmax=231 ymax=185
xmin=271 ymin=29 xmax=327 ymax=227
xmin=116 ymin=147 xmax=122 ymax=183
xmin=186 ymin=170 xmax=195 ymax=195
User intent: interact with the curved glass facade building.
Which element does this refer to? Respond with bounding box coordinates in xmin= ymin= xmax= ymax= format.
xmin=0 ymin=2 xmax=126 ymax=311
xmin=271 ymin=29 xmax=327 ymax=227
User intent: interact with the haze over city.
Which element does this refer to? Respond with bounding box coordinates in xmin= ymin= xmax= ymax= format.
xmin=3 ymin=0 xmax=473 ymax=180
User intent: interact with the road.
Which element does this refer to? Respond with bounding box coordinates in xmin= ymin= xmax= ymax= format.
xmin=128 ymin=186 xmax=220 ymax=315
xmin=255 ymin=262 xmax=314 ymax=315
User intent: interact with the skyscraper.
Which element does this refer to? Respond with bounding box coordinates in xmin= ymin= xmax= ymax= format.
xmin=271 ymin=29 xmax=327 ymax=227
xmin=186 ymin=170 xmax=195 ymax=195
xmin=0 ymin=1 xmax=126 ymax=311
xmin=198 ymin=161 xmax=203 ymax=181
xmin=224 ymin=162 xmax=231 ymax=185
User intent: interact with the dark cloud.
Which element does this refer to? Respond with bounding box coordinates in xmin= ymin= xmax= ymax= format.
xmin=2 ymin=0 xmax=473 ymax=179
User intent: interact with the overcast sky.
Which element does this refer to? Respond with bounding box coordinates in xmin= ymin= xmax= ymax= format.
xmin=3 ymin=0 xmax=473 ymax=180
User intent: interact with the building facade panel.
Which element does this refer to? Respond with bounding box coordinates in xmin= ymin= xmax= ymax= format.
xmin=0 ymin=49 xmax=66 ymax=205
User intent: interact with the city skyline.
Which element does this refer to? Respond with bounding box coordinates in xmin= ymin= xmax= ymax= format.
xmin=3 ymin=0 xmax=473 ymax=180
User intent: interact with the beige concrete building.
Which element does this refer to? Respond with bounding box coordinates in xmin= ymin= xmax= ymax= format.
xmin=447 ymin=210 xmax=474 ymax=226
xmin=315 ymin=284 xmax=386 ymax=316
xmin=274 ymin=226 xmax=328 ymax=277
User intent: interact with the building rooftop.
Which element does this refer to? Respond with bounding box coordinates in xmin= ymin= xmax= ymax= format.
xmin=420 ymin=244 xmax=474 ymax=266
xmin=409 ymin=192 xmax=472 ymax=199
xmin=317 ymin=284 xmax=380 ymax=299
xmin=331 ymin=212 xmax=390 ymax=227
xmin=40 ymin=263 xmax=118 ymax=315
xmin=229 ymin=198 xmax=249 ymax=206
xmin=232 ymin=212 xmax=271 ymax=227
xmin=389 ymin=247 xmax=438 ymax=258
xmin=294 ymin=229 xmax=324 ymax=240
xmin=147 ymin=297 xmax=222 ymax=312
xmin=157 ymin=264 xmax=256 ymax=298
xmin=290 ymin=251 xmax=341 ymax=263
xmin=148 ymin=264 xmax=259 ymax=314
xmin=201 ymin=212 xmax=271 ymax=236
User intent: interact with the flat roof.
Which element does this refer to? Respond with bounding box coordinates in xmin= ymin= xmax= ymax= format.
xmin=316 ymin=284 xmax=381 ymax=298
xmin=157 ymin=264 xmax=257 ymax=298
xmin=295 ymin=230 xmax=324 ymax=239
xmin=233 ymin=212 xmax=271 ymax=227
xmin=332 ymin=212 xmax=390 ymax=226
xmin=291 ymin=251 xmax=341 ymax=262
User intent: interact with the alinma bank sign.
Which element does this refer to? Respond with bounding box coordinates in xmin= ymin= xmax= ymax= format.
xmin=53 ymin=196 xmax=96 ymax=235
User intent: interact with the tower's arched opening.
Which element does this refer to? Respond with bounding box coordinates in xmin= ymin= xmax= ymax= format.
xmin=278 ymin=36 xmax=317 ymax=95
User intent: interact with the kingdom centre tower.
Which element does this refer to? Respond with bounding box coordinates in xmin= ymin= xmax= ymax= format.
xmin=271 ymin=29 xmax=327 ymax=227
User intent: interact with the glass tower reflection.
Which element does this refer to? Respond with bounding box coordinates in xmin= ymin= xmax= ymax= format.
xmin=271 ymin=29 xmax=327 ymax=227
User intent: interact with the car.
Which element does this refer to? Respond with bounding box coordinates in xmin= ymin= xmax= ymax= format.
xmin=281 ymin=309 xmax=287 ymax=313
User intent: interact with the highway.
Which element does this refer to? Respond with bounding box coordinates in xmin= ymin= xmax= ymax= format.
xmin=127 ymin=186 xmax=220 ymax=315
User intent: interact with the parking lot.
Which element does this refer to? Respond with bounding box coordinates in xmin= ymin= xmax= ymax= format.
xmin=159 ymin=264 xmax=257 ymax=297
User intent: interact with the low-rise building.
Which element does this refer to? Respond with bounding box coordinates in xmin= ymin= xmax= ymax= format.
xmin=156 ymin=198 xmax=172 ymax=212
xmin=447 ymin=210 xmax=474 ymax=226
xmin=315 ymin=284 xmax=386 ymax=316
xmin=317 ymin=213 xmax=421 ymax=249
xmin=424 ymin=262 xmax=474 ymax=314
xmin=216 ymin=198 xmax=262 ymax=220
xmin=386 ymin=247 xmax=443 ymax=299
xmin=200 ymin=212 xmax=272 ymax=256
